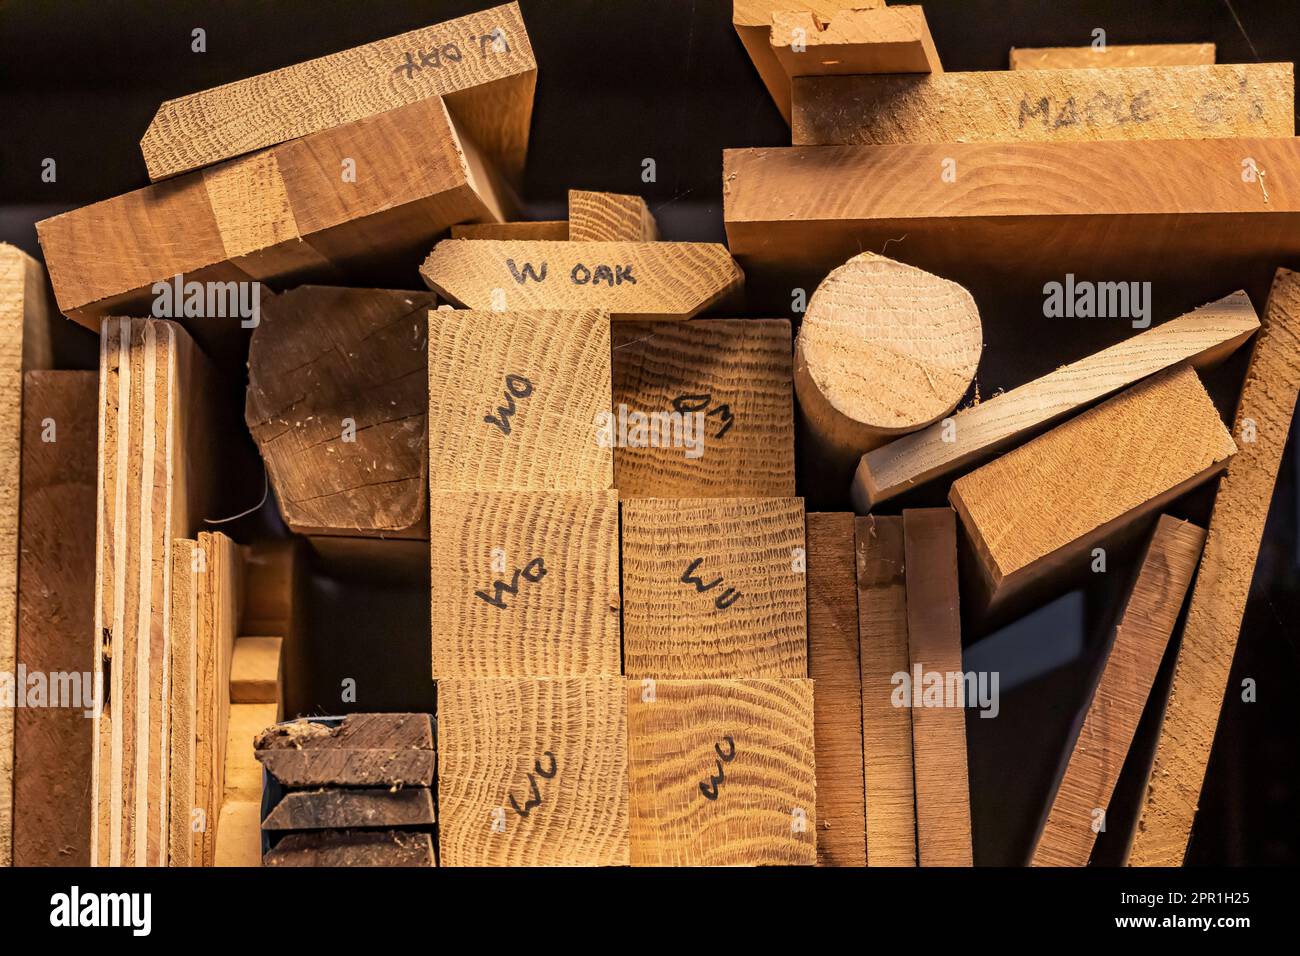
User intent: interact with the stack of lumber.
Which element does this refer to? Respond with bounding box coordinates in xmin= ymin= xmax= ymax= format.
xmin=256 ymin=714 xmax=437 ymax=867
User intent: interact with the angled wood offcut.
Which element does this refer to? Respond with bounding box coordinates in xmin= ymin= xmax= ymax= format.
xmin=438 ymin=678 xmax=629 ymax=867
xmin=568 ymin=190 xmax=659 ymax=242
xmin=627 ymin=678 xmax=816 ymax=866
xmin=264 ymin=830 xmax=435 ymax=867
xmin=427 ymin=309 xmax=612 ymax=492
xmin=262 ymin=787 xmax=436 ymax=831
xmin=1010 ymin=43 xmax=1216 ymax=71
xmin=420 ymin=240 xmax=743 ymax=320
xmin=246 ymin=286 xmax=438 ymax=538
xmin=256 ymin=714 xmax=435 ymax=788
xmin=1131 ymin=268 xmax=1300 ymax=866
xmin=770 ymin=6 xmax=941 ymax=82
xmin=1032 ymin=515 xmax=1206 ymax=868
xmin=611 ymin=319 xmax=795 ymax=498
xmin=855 ymin=292 xmax=1260 ymax=511
xmin=793 ymin=63 xmax=1293 ymax=146
xmin=429 ymin=491 xmax=621 ymax=678
xmin=141 ymin=2 xmax=537 ymax=183
xmin=950 ymin=366 xmax=1237 ymax=615
xmin=621 ymin=497 xmax=807 ymax=679
xmin=38 ymin=96 xmax=509 ymax=328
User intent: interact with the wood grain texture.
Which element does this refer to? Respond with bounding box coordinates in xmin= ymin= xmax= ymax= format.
xmin=420 ymin=240 xmax=743 ymax=320
xmin=245 ymin=286 xmax=437 ymax=537
xmin=222 ymin=701 xmax=277 ymax=803
xmin=167 ymin=539 xmax=198 ymax=867
xmin=230 ymin=637 xmax=282 ymax=704
xmin=611 ymin=319 xmax=794 ymax=498
xmin=437 ymin=678 xmax=629 ymax=867
xmin=950 ymin=366 xmax=1237 ymax=614
xmin=429 ymin=491 xmax=620 ymax=678
xmin=568 ymin=190 xmax=659 ymax=242
xmin=263 ymin=829 xmax=435 ymax=867
xmin=1031 ymin=515 xmax=1206 ymax=867
xmin=855 ymin=515 xmax=915 ymax=866
xmin=13 ymin=371 xmax=97 ymax=867
xmin=428 ymin=309 xmax=612 ymax=491
xmin=1130 ymin=268 xmax=1300 ymax=866
xmin=903 ymin=508 xmax=971 ymax=867
xmin=792 ymin=64 xmax=1293 ymax=146
xmin=38 ymin=97 xmax=507 ymax=328
xmin=262 ymin=787 xmax=436 ymax=830
xmin=806 ymin=514 xmax=865 ymax=867
xmin=211 ymin=801 xmax=261 ymax=868
xmin=1011 ymin=43 xmax=1216 ymax=70
xmin=627 ymin=678 xmax=816 ymax=866
xmin=256 ymin=714 xmax=435 ymax=788
xmin=141 ymin=2 xmax=536 ymax=183
xmin=621 ymin=497 xmax=807 ymax=679
xmin=452 ymin=220 xmax=568 ymax=240
xmin=855 ymin=292 xmax=1260 ymax=511
xmin=722 ymin=138 xmax=1300 ymax=289
xmin=770 ymin=6 xmax=941 ymax=79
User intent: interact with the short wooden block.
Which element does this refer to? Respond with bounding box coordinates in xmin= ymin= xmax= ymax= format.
xmin=568 ymin=190 xmax=659 ymax=242
xmin=770 ymin=6 xmax=941 ymax=81
xmin=611 ymin=319 xmax=794 ymax=498
xmin=264 ymin=830 xmax=435 ymax=867
xmin=437 ymin=678 xmax=629 ymax=867
xmin=230 ymin=637 xmax=283 ymax=705
xmin=621 ymin=497 xmax=807 ymax=679
xmin=427 ymin=309 xmax=612 ymax=491
xmin=262 ymin=788 xmax=436 ymax=831
xmin=212 ymin=801 xmax=263 ymax=868
xmin=256 ymin=714 xmax=435 ymax=788
xmin=429 ymin=491 xmax=620 ymax=678
xmin=950 ymin=366 xmax=1237 ymax=614
xmin=627 ymin=678 xmax=816 ymax=866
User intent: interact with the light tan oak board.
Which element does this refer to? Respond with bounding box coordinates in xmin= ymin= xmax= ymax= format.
xmin=568 ymin=190 xmax=659 ymax=242
xmin=452 ymin=221 xmax=568 ymax=240
xmin=769 ymin=6 xmax=941 ymax=81
xmin=1010 ymin=43 xmax=1216 ymax=70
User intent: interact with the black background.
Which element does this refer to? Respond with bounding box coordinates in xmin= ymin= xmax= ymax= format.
xmin=1 ymin=0 xmax=1298 ymax=866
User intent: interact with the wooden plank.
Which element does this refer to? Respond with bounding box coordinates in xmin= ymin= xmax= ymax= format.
xmin=452 ymin=221 xmax=568 ymax=240
xmin=264 ymin=829 xmax=435 ymax=867
xmin=805 ymin=514 xmax=865 ymax=867
xmin=224 ymin=702 xmax=276 ymax=802
xmin=1011 ymin=43 xmax=1216 ymax=70
xmin=230 ymin=637 xmax=282 ymax=705
xmin=770 ymin=6 xmax=941 ymax=80
xmin=429 ymin=491 xmax=620 ymax=678
xmin=38 ymin=97 xmax=508 ymax=330
xmin=903 ymin=508 xmax=971 ymax=867
xmin=722 ymin=138 xmax=1300 ymax=289
xmin=437 ymin=678 xmax=628 ymax=867
xmin=140 ymin=2 xmax=536 ymax=183
xmin=792 ymin=64 xmax=1293 ymax=146
xmin=855 ymin=292 xmax=1260 ymax=511
xmin=1031 ymin=515 xmax=1206 ymax=867
xmin=621 ymin=497 xmax=807 ymax=679
xmin=854 ymin=515 xmax=915 ymax=866
xmin=568 ymin=190 xmax=659 ymax=242
xmin=211 ymin=802 xmax=262 ymax=868
xmin=428 ymin=309 xmax=612 ymax=492
xmin=732 ymin=0 xmax=885 ymax=124
xmin=262 ymin=788 xmax=436 ymax=830
xmin=420 ymin=240 xmax=743 ymax=320
xmin=167 ymin=539 xmax=198 ymax=867
xmin=1130 ymin=268 xmax=1300 ymax=865
xmin=950 ymin=366 xmax=1237 ymax=615
xmin=611 ymin=319 xmax=794 ymax=498
xmin=627 ymin=678 xmax=816 ymax=866
xmin=255 ymin=713 xmax=435 ymax=788
xmin=245 ymin=286 xmax=437 ymax=537
xmin=13 ymin=371 xmax=97 ymax=867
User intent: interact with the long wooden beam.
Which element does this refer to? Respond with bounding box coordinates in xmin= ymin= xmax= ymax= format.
xmin=1010 ymin=43 xmax=1216 ymax=70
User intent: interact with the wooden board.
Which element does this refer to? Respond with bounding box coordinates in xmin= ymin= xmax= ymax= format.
xmin=805 ymin=514 xmax=865 ymax=867
xmin=568 ymin=190 xmax=659 ymax=242
xmin=855 ymin=292 xmax=1260 ymax=510
xmin=211 ymin=802 xmax=262 ymax=868
xmin=262 ymin=787 xmax=436 ymax=830
xmin=38 ymin=97 xmax=508 ymax=330
xmin=770 ymin=6 xmax=941 ymax=80
xmin=12 ymin=371 xmax=96 ymax=867
xmin=263 ymin=829 xmax=435 ymax=867
xmin=611 ymin=319 xmax=794 ymax=498
xmin=626 ymin=678 xmax=816 ymax=866
xmin=722 ymin=138 xmax=1300 ymax=292
xmin=224 ymin=702 xmax=277 ymax=802
xmin=792 ymin=64 xmax=1293 ymax=146
xmin=453 ymin=221 xmax=568 ymax=240
xmin=245 ymin=287 xmax=437 ymax=537
xmin=428 ymin=309 xmax=612 ymax=492
xmin=903 ymin=509 xmax=971 ymax=866
xmin=429 ymin=491 xmax=620 ymax=678
xmin=420 ymin=240 xmax=743 ymax=320
xmin=1011 ymin=43 xmax=1216 ymax=70
xmin=230 ymin=637 xmax=282 ymax=704
xmin=1130 ymin=268 xmax=1300 ymax=865
xmin=140 ymin=2 xmax=536 ymax=183
xmin=621 ymin=497 xmax=807 ymax=679
xmin=950 ymin=366 xmax=1237 ymax=614
xmin=854 ymin=515 xmax=915 ymax=866
xmin=437 ymin=678 xmax=629 ymax=867
xmin=255 ymin=713 xmax=435 ymax=788
xmin=1031 ymin=515 xmax=1206 ymax=867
